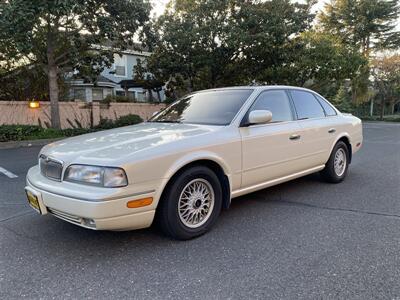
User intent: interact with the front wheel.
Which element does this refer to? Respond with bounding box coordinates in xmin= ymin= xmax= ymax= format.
xmin=156 ymin=166 xmax=222 ymax=240
xmin=320 ymin=141 xmax=350 ymax=183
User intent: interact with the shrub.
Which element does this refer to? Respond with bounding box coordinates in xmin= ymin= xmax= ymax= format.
xmin=114 ymin=114 xmax=143 ymax=127
xmin=0 ymin=125 xmax=63 ymax=142
xmin=0 ymin=114 xmax=143 ymax=142
xmin=94 ymin=117 xmax=116 ymax=130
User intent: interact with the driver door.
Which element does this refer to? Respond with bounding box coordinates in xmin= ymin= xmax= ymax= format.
xmin=239 ymin=90 xmax=304 ymax=188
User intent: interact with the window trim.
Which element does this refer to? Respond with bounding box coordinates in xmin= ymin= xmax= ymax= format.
xmin=240 ymin=89 xmax=296 ymax=127
xmin=287 ymin=89 xmax=328 ymax=121
xmin=313 ymin=94 xmax=338 ymax=117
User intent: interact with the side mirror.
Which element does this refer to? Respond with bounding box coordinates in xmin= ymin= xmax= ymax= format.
xmin=248 ymin=110 xmax=273 ymax=125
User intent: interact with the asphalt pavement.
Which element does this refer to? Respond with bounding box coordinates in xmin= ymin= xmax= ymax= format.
xmin=0 ymin=122 xmax=399 ymax=299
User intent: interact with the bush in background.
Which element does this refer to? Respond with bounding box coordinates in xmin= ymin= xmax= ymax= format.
xmin=0 ymin=114 xmax=143 ymax=142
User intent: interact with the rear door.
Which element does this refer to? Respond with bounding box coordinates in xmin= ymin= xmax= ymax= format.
xmin=288 ymin=90 xmax=336 ymax=167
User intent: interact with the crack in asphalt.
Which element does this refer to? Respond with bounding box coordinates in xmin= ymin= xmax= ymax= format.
xmin=0 ymin=211 xmax=34 ymax=223
xmin=274 ymin=199 xmax=400 ymax=220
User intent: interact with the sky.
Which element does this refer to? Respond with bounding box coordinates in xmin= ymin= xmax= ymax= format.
xmin=150 ymin=0 xmax=400 ymax=30
xmin=151 ymin=0 xmax=342 ymax=15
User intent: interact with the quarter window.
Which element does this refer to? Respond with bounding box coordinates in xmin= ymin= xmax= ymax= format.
xmin=290 ymin=90 xmax=325 ymax=119
xmin=249 ymin=90 xmax=293 ymax=122
xmin=315 ymin=95 xmax=337 ymax=116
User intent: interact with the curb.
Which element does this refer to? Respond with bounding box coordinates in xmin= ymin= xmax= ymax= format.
xmin=0 ymin=138 xmax=64 ymax=150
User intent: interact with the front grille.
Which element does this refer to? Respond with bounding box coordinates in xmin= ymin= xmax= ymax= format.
xmin=39 ymin=155 xmax=63 ymax=181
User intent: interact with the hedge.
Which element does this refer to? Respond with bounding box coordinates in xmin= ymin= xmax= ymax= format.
xmin=0 ymin=114 xmax=143 ymax=142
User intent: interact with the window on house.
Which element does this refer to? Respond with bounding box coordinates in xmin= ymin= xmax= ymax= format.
xmin=116 ymin=90 xmax=126 ymax=96
xmin=74 ymin=88 xmax=86 ymax=101
xmin=92 ymin=88 xmax=104 ymax=101
xmin=114 ymin=54 xmax=126 ymax=77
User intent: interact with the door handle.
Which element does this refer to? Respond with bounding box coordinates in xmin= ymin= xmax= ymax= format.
xmin=289 ymin=134 xmax=301 ymax=140
xmin=328 ymin=128 xmax=336 ymax=134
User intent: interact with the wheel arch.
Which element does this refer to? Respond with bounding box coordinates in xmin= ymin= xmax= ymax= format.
xmin=332 ymin=134 xmax=352 ymax=164
xmin=158 ymin=153 xmax=232 ymax=211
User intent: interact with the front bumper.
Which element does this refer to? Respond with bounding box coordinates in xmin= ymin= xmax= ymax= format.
xmin=26 ymin=165 xmax=164 ymax=231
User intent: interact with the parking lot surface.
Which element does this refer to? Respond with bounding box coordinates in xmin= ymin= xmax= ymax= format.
xmin=1 ymin=122 xmax=399 ymax=299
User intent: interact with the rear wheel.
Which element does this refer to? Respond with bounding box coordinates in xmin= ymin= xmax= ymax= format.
xmin=320 ymin=141 xmax=349 ymax=183
xmin=157 ymin=166 xmax=222 ymax=240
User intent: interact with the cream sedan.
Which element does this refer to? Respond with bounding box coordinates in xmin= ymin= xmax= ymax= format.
xmin=26 ymin=86 xmax=363 ymax=239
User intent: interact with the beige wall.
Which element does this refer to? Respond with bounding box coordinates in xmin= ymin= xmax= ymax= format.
xmin=0 ymin=101 xmax=165 ymax=129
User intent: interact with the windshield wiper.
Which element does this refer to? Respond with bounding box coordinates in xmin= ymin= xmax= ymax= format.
xmin=149 ymin=120 xmax=182 ymax=123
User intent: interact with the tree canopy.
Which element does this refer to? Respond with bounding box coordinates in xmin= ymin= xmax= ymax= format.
xmin=0 ymin=0 xmax=151 ymax=128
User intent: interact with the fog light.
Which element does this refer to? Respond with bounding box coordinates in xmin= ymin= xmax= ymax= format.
xmin=127 ymin=197 xmax=153 ymax=208
xmin=82 ymin=218 xmax=96 ymax=228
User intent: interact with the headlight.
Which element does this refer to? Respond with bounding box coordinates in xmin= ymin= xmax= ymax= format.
xmin=64 ymin=165 xmax=128 ymax=187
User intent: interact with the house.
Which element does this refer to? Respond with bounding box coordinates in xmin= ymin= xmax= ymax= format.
xmin=67 ymin=46 xmax=165 ymax=103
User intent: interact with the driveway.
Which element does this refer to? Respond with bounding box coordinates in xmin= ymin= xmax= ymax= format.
xmin=1 ymin=122 xmax=399 ymax=299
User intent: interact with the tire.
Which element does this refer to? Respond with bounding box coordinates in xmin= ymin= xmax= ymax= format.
xmin=156 ymin=166 xmax=223 ymax=240
xmin=320 ymin=141 xmax=350 ymax=183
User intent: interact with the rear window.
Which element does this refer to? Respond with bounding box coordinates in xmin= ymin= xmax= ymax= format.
xmin=315 ymin=95 xmax=337 ymax=116
xmin=290 ymin=90 xmax=325 ymax=119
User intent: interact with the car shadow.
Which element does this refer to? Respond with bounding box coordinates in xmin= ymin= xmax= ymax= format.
xmin=4 ymin=171 xmax=332 ymax=264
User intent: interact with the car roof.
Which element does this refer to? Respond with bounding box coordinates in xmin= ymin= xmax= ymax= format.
xmin=196 ymin=85 xmax=318 ymax=94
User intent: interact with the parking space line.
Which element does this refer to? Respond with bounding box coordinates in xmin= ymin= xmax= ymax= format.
xmin=0 ymin=167 xmax=18 ymax=178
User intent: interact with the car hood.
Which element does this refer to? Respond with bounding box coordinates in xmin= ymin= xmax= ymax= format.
xmin=40 ymin=122 xmax=220 ymax=165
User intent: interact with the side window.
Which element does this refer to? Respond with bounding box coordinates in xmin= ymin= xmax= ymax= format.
xmin=290 ymin=90 xmax=325 ymax=119
xmin=315 ymin=95 xmax=337 ymax=116
xmin=250 ymin=90 xmax=293 ymax=122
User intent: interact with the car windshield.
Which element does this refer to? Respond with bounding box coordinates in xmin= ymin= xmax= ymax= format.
xmin=149 ymin=89 xmax=254 ymax=126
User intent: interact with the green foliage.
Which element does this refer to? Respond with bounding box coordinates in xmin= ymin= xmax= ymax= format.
xmin=360 ymin=115 xmax=400 ymax=122
xmin=0 ymin=125 xmax=64 ymax=142
xmin=0 ymin=65 xmax=48 ymax=101
xmin=147 ymin=0 xmax=366 ymax=97
xmin=133 ymin=58 xmax=164 ymax=102
xmin=332 ymin=85 xmax=354 ymax=113
xmin=94 ymin=114 xmax=143 ymax=130
xmin=319 ymin=0 xmax=400 ymax=54
xmin=113 ymin=114 xmax=143 ymax=127
xmin=0 ymin=114 xmax=143 ymax=142
xmin=319 ymin=0 xmax=399 ymax=105
xmin=0 ymin=0 xmax=151 ymax=127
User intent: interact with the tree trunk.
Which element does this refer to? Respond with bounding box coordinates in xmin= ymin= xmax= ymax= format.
xmin=156 ymin=89 xmax=161 ymax=102
xmin=147 ymin=89 xmax=154 ymax=102
xmin=380 ymin=96 xmax=385 ymax=121
xmin=370 ymin=97 xmax=374 ymax=117
xmin=47 ymin=38 xmax=61 ymax=129
xmin=47 ymin=32 xmax=61 ymax=129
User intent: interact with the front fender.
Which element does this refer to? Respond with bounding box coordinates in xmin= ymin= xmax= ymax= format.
xmin=163 ymin=150 xmax=232 ymax=181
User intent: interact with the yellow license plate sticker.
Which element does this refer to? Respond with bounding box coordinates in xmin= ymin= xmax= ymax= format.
xmin=26 ymin=190 xmax=41 ymax=213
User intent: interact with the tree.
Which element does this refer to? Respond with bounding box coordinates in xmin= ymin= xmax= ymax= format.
xmin=146 ymin=0 xmax=251 ymax=93
xmin=319 ymin=0 xmax=400 ymax=105
xmin=231 ymin=0 xmax=316 ymax=85
xmin=133 ymin=58 xmax=164 ymax=102
xmin=319 ymin=0 xmax=400 ymax=56
xmin=372 ymin=54 xmax=400 ymax=119
xmin=293 ymin=31 xmax=367 ymax=99
xmin=0 ymin=0 xmax=151 ymax=128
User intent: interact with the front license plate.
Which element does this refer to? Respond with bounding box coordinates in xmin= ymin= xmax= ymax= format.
xmin=26 ymin=190 xmax=42 ymax=214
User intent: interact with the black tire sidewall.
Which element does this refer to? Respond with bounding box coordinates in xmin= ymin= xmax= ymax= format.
xmin=163 ymin=166 xmax=222 ymax=239
xmin=325 ymin=141 xmax=350 ymax=182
